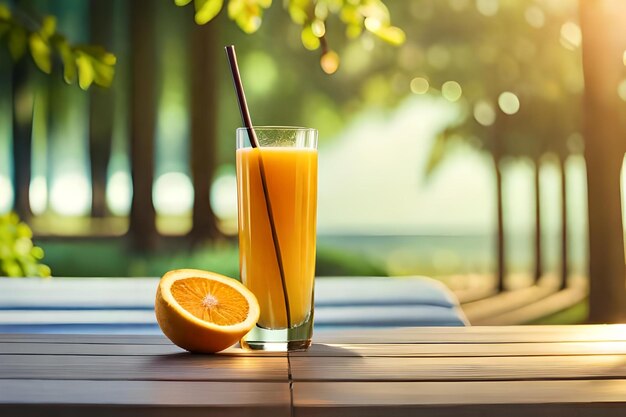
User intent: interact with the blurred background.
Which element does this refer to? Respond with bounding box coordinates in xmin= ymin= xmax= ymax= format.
xmin=1 ymin=0 xmax=625 ymax=324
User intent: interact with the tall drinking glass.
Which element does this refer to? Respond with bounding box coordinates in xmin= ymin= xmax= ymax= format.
xmin=236 ymin=127 xmax=318 ymax=351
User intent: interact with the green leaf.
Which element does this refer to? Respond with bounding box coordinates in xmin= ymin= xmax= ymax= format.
xmin=311 ymin=19 xmax=325 ymax=37
xmin=289 ymin=4 xmax=308 ymax=25
xmin=29 ymin=33 xmax=52 ymax=73
xmin=228 ymin=0 xmax=270 ymax=33
xmin=300 ymin=25 xmax=320 ymax=50
xmin=174 ymin=0 xmax=192 ymax=5
xmin=31 ymin=246 xmax=44 ymax=260
xmin=56 ymin=40 xmax=77 ymax=83
xmin=40 ymin=16 xmax=56 ymax=39
xmin=371 ymin=25 xmax=405 ymax=46
xmin=0 ymin=22 xmax=9 ymax=38
xmin=4 ymin=260 xmax=22 ymax=277
xmin=288 ymin=2 xmax=308 ymax=24
xmin=15 ymin=223 xmax=32 ymax=239
xmin=359 ymin=0 xmax=390 ymax=24
xmin=340 ymin=5 xmax=361 ymax=25
xmin=14 ymin=237 xmax=32 ymax=256
xmin=194 ymin=0 xmax=223 ymax=25
xmin=38 ymin=264 xmax=51 ymax=277
xmin=8 ymin=26 xmax=27 ymax=60
xmin=345 ymin=24 xmax=362 ymax=39
xmin=90 ymin=56 xmax=115 ymax=88
xmin=77 ymin=45 xmax=116 ymax=66
xmin=0 ymin=4 xmax=10 ymax=19
xmin=76 ymin=53 xmax=95 ymax=90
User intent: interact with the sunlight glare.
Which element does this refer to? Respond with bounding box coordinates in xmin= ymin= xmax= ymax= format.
xmin=153 ymin=172 xmax=194 ymax=215
xmin=560 ymin=22 xmax=582 ymax=50
xmin=0 ymin=176 xmax=13 ymax=213
xmin=29 ymin=176 xmax=47 ymax=215
xmin=210 ymin=172 xmax=237 ymax=221
xmin=50 ymin=175 xmax=91 ymax=216
xmin=106 ymin=171 xmax=132 ymax=216
xmin=617 ymin=79 xmax=626 ymax=102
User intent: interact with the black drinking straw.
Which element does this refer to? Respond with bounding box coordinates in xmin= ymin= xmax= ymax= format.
xmin=225 ymin=45 xmax=292 ymax=329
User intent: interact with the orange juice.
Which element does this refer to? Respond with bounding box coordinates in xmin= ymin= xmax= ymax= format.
xmin=236 ymin=147 xmax=317 ymax=329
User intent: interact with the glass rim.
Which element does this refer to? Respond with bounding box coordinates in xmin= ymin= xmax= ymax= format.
xmin=236 ymin=126 xmax=317 ymax=132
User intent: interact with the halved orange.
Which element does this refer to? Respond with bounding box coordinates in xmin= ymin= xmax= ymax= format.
xmin=155 ymin=269 xmax=260 ymax=353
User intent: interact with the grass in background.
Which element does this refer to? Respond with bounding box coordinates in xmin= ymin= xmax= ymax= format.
xmin=40 ymin=239 xmax=388 ymax=278
xmin=530 ymin=301 xmax=588 ymax=325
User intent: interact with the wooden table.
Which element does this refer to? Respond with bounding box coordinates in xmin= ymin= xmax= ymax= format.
xmin=3 ymin=325 xmax=626 ymax=416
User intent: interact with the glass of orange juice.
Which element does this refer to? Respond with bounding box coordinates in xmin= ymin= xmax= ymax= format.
xmin=236 ymin=126 xmax=318 ymax=351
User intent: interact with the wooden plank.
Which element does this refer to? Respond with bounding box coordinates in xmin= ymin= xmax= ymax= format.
xmin=290 ymin=354 xmax=626 ymax=381
xmin=290 ymin=341 xmax=626 ymax=358
xmin=0 ymin=354 xmax=288 ymax=381
xmin=293 ymin=380 xmax=626 ymax=417
xmin=0 ymin=380 xmax=290 ymax=417
xmin=0 ymin=334 xmax=171 ymax=344
xmin=4 ymin=325 xmax=626 ymax=345
xmin=0 ymin=342 xmax=185 ymax=356
xmin=5 ymin=339 xmax=626 ymax=358
xmin=315 ymin=324 xmax=626 ymax=344
xmin=0 ymin=342 xmax=286 ymax=357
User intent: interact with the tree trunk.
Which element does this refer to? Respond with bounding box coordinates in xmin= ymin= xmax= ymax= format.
xmin=188 ymin=19 xmax=222 ymax=243
xmin=11 ymin=59 xmax=33 ymax=220
xmin=534 ymin=158 xmax=543 ymax=283
xmin=128 ymin=0 xmax=158 ymax=251
xmin=580 ymin=0 xmax=626 ymax=323
xmin=559 ymin=155 xmax=569 ymax=290
xmin=88 ymin=0 xmax=115 ymax=218
xmin=493 ymin=154 xmax=506 ymax=293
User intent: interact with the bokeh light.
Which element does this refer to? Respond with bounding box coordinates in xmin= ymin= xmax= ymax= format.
xmin=410 ymin=77 xmax=429 ymax=94
xmin=560 ymin=22 xmax=582 ymax=50
xmin=427 ymin=45 xmax=451 ymax=69
xmin=525 ymin=6 xmax=545 ymax=28
xmin=498 ymin=91 xmax=520 ymax=115
xmin=210 ymin=172 xmax=237 ymax=221
xmin=29 ymin=176 xmax=47 ymax=215
xmin=153 ymin=172 xmax=194 ymax=215
xmin=243 ymin=51 xmax=278 ymax=95
xmin=474 ymin=100 xmax=496 ymax=126
xmin=50 ymin=175 xmax=91 ymax=216
xmin=442 ymin=81 xmax=462 ymax=102
xmin=0 ymin=176 xmax=13 ymax=213
xmin=107 ymin=171 xmax=132 ymax=216
xmin=448 ymin=0 xmax=470 ymax=12
xmin=476 ymin=0 xmax=499 ymax=17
